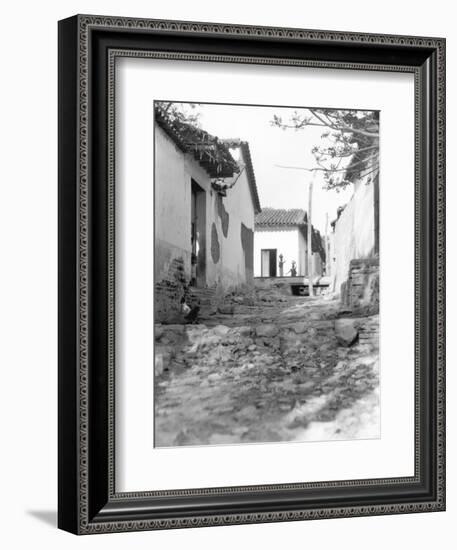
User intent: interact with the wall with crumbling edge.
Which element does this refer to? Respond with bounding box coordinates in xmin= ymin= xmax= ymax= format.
xmin=207 ymin=145 xmax=256 ymax=288
xmin=341 ymin=258 xmax=379 ymax=315
xmin=154 ymin=125 xmax=256 ymax=322
xmin=333 ymin=177 xmax=377 ymax=295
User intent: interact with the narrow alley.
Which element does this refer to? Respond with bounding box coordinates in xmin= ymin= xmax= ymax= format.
xmin=154 ymin=289 xmax=379 ymax=447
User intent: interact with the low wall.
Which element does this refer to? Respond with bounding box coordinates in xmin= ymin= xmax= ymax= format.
xmin=341 ymin=258 xmax=379 ymax=315
xmin=155 ymin=256 xmax=189 ymax=324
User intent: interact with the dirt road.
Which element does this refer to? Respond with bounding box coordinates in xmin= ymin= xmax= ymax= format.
xmin=154 ymin=294 xmax=379 ymax=447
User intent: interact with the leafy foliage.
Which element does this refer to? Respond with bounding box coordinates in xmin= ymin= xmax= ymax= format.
xmin=155 ymin=102 xmax=240 ymax=179
xmin=155 ymin=101 xmax=202 ymax=127
xmin=272 ymin=108 xmax=379 ymax=190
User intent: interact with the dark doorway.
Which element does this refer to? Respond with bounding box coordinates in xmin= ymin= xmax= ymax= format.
xmin=191 ymin=180 xmax=206 ymax=287
xmin=261 ymin=249 xmax=277 ymax=277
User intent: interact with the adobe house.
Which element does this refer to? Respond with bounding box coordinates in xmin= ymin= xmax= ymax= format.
xmin=154 ymin=105 xmax=261 ymax=322
xmin=254 ymin=208 xmax=325 ymax=278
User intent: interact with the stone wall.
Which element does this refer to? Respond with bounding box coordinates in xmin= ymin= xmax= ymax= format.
xmin=341 ymin=258 xmax=379 ymax=315
xmin=155 ymin=257 xmax=189 ymax=324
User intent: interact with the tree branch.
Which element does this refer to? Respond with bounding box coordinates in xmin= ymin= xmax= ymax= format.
xmin=313 ymin=144 xmax=379 ymax=159
xmin=278 ymin=111 xmax=380 ymax=138
xmin=276 ymin=154 xmax=377 ymax=174
xmin=309 ymin=109 xmax=335 ymax=129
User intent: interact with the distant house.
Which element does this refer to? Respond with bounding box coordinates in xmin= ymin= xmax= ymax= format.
xmin=154 ymin=105 xmax=261 ymax=321
xmin=254 ymin=208 xmax=325 ymax=278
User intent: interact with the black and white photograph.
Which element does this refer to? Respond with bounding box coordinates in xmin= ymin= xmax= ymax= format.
xmin=0 ymin=0 xmax=450 ymax=543
xmin=154 ymin=101 xmax=380 ymax=447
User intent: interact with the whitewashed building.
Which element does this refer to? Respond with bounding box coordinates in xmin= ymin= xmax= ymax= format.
xmin=332 ymin=172 xmax=379 ymax=293
xmin=254 ymin=208 xmax=325 ymax=278
xmin=154 ymin=105 xmax=261 ymax=321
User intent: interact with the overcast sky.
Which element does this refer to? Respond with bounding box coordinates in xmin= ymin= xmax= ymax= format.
xmin=176 ymin=102 xmax=357 ymax=234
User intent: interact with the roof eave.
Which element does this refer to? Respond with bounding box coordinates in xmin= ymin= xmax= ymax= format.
xmin=240 ymin=142 xmax=261 ymax=214
xmin=155 ymin=109 xmax=239 ymax=179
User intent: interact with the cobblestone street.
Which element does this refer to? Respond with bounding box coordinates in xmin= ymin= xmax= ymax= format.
xmin=154 ymin=291 xmax=380 ymax=447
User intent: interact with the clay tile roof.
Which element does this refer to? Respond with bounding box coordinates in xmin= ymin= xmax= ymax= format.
xmin=255 ymin=208 xmax=307 ymax=227
xmin=154 ymin=104 xmax=239 ymax=178
xmin=239 ymin=142 xmax=261 ymax=215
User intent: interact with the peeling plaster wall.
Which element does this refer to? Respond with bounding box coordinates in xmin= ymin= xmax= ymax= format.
xmin=154 ymin=126 xmax=256 ymax=310
xmin=209 ymin=147 xmax=256 ymax=287
xmin=216 ymin=194 xmax=230 ymax=238
xmin=241 ymin=223 xmax=254 ymax=279
xmin=210 ymin=222 xmax=220 ymax=264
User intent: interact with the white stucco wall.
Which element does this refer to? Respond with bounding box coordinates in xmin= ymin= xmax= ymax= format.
xmin=333 ymin=178 xmax=376 ymax=293
xmin=155 ymin=125 xmax=210 ymax=281
xmin=208 ymin=148 xmax=256 ymax=287
xmin=297 ymin=230 xmax=308 ymax=276
xmin=253 ymin=227 xmax=324 ymax=278
xmin=254 ymin=228 xmax=301 ymax=277
xmin=154 ymin=125 xmax=255 ymax=289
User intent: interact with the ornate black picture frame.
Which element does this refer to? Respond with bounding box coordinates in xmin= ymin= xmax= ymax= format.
xmin=58 ymin=14 xmax=445 ymax=534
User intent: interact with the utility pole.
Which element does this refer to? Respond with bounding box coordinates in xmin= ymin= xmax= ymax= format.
xmin=307 ymin=173 xmax=315 ymax=297
xmin=324 ymin=212 xmax=329 ymax=277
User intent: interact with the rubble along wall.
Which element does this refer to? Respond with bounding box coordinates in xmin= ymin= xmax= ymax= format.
xmin=154 ymin=256 xmax=189 ymax=324
xmin=341 ymin=258 xmax=379 ymax=315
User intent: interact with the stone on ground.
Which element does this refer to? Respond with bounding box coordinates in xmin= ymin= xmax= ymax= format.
xmin=255 ymin=324 xmax=279 ymax=338
xmin=291 ymin=321 xmax=308 ymax=334
xmin=217 ymin=304 xmax=234 ymax=315
xmin=213 ymin=324 xmax=230 ymax=336
xmin=154 ymin=353 xmax=164 ymax=376
xmin=335 ymin=319 xmax=359 ymax=347
xmin=154 ymin=295 xmax=379 ymax=447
